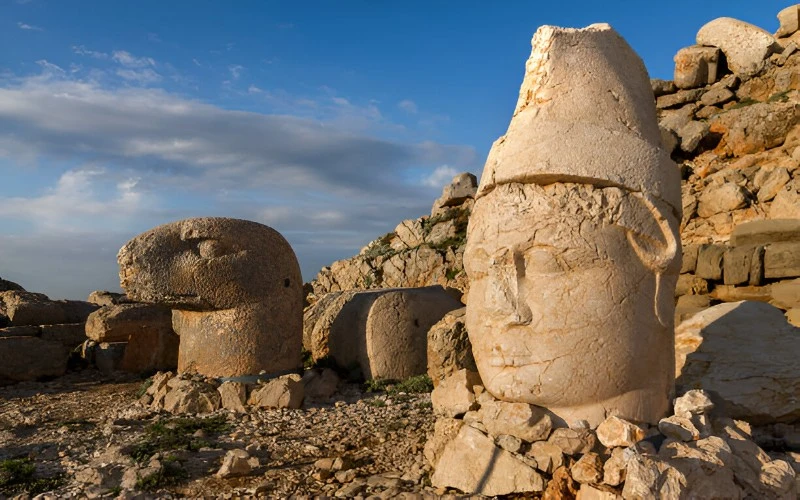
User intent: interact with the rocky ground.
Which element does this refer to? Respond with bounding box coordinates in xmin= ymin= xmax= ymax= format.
xmin=0 ymin=369 xmax=444 ymax=499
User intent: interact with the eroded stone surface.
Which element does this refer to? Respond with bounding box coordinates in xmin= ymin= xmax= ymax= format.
xmin=697 ymin=17 xmax=779 ymax=77
xmin=118 ymin=217 xmax=303 ymax=378
xmin=464 ymin=24 xmax=680 ymax=428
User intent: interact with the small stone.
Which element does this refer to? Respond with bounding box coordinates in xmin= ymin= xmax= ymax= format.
xmin=248 ymin=374 xmax=304 ymax=409
xmin=603 ymin=448 xmax=627 ymax=486
xmin=571 ymin=452 xmax=604 ymax=484
xmin=495 ymin=434 xmax=522 ymax=453
xmin=217 ymin=381 xmax=247 ymax=413
xmin=335 ymin=469 xmax=356 ymax=483
xmin=658 ymin=416 xmax=700 ymax=441
xmin=548 ymin=427 xmax=596 ymax=456
xmin=335 ymin=480 xmax=365 ymax=497
xmin=527 ymin=440 xmax=564 ymax=474
xmin=430 ymin=369 xmax=480 ymax=417
xmin=673 ymin=390 xmax=714 ymax=418
xmin=596 ymin=416 xmax=646 ymax=448
xmin=478 ymin=400 xmax=552 ymax=443
xmin=217 ymin=449 xmax=252 ymax=478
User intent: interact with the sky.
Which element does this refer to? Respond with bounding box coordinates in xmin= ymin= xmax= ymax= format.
xmin=0 ymin=0 xmax=783 ymax=299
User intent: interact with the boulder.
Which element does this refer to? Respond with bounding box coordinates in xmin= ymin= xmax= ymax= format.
xmin=696 ymin=17 xmax=779 ymax=77
xmin=86 ymin=290 xmax=128 ymax=307
xmin=119 ymin=326 xmax=179 ymax=373
xmin=695 ymin=244 xmax=725 ymax=280
xmin=94 ymin=342 xmax=128 ymax=373
xmin=548 ymin=428 xmax=597 ymax=456
xmin=696 ymin=183 xmax=748 ymax=218
xmin=301 ymin=368 xmax=340 ymax=400
xmin=431 ymin=172 xmax=478 ymax=216
xmin=675 ymin=301 xmax=800 ymax=423
xmin=595 ymin=415 xmax=645 ymax=448
xmin=757 ymin=167 xmax=791 ymax=202
xmin=0 ymin=291 xmax=98 ymax=327
xmin=770 ymin=177 xmax=800 ymax=219
xmin=162 ymin=379 xmax=221 ymax=414
xmin=0 ymin=336 xmax=68 ymax=383
xmin=216 ymin=449 xmax=253 ymax=478
xmin=426 ymin=307 xmax=476 ymax=387
xmin=678 ymin=120 xmax=709 ymax=153
xmin=423 ymin=417 xmax=463 ymax=468
xmin=526 ymin=441 xmax=564 ymax=474
xmin=248 ymin=374 xmax=304 ymax=409
xmin=772 ymin=278 xmax=800 ymax=309
xmin=777 ymin=5 xmax=800 ymax=38
xmin=431 ymin=369 xmax=480 ymax=417
xmin=709 ymin=102 xmax=800 ymax=158
xmin=430 ymin=425 xmax=545 ymax=495
xmin=305 ymin=286 xmax=462 ymax=380
xmin=571 ymin=452 xmax=603 ymax=484
xmin=650 ymin=79 xmax=676 ymax=97
xmin=217 ymin=381 xmax=247 ymax=412
xmin=40 ymin=323 xmax=88 ymax=349
xmin=673 ymin=46 xmax=721 ymax=89
xmin=478 ymin=399 xmax=553 ymax=443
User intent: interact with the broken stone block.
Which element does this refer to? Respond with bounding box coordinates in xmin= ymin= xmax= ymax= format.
xmin=431 ymin=369 xmax=480 ymax=418
xmin=673 ymin=46 xmax=721 ymax=89
xmin=248 ymin=374 xmax=304 ymax=409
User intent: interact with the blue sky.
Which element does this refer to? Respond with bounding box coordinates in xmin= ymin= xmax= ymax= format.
xmin=0 ymin=0 xmax=781 ymax=299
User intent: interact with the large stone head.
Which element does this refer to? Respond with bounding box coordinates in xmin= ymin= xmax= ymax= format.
xmin=465 ymin=24 xmax=681 ymax=427
xmin=118 ymin=217 xmax=301 ymax=311
xmin=118 ymin=218 xmax=303 ymax=378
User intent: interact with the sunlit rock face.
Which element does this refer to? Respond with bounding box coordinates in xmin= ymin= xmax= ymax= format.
xmin=118 ymin=217 xmax=303 ymax=378
xmin=465 ymin=24 xmax=682 ymax=427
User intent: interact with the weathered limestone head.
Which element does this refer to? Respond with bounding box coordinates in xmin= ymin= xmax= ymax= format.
xmin=118 ymin=217 xmax=303 ymax=378
xmin=465 ymin=24 xmax=682 ymax=427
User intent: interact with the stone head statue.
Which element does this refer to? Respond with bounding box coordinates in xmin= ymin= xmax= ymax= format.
xmin=464 ymin=24 xmax=682 ymax=427
xmin=118 ymin=217 xmax=303 ymax=378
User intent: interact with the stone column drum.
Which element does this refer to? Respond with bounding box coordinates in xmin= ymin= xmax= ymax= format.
xmin=118 ymin=217 xmax=303 ymax=379
xmin=464 ymin=24 xmax=682 ymax=427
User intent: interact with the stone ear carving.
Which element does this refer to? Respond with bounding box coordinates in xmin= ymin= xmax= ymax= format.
xmin=624 ymin=193 xmax=680 ymax=327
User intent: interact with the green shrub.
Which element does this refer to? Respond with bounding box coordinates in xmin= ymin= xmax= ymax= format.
xmin=0 ymin=458 xmax=65 ymax=496
xmin=127 ymin=415 xmax=230 ymax=463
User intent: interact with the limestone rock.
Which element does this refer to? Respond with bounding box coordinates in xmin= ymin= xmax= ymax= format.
xmin=697 ymin=17 xmax=779 ymax=77
xmin=576 ymin=484 xmax=622 ymax=499
xmin=709 ymin=102 xmax=800 ymax=158
xmin=764 ymin=241 xmax=800 ymax=279
xmin=86 ymin=290 xmax=128 ymax=307
xmin=544 ymin=466 xmax=579 ymax=499
xmin=650 ymin=79 xmax=676 ymax=97
xmin=548 ymin=427 xmax=596 ymax=456
xmin=659 ymin=415 xmax=701 ymax=441
xmin=772 ymin=278 xmax=800 ymax=309
xmin=757 ymin=167 xmax=791 ymax=202
xmin=217 ymin=449 xmax=252 ymax=478
xmin=675 ymin=301 xmax=800 ymax=423
xmin=118 ymin=217 xmax=303 ymax=378
xmin=674 ymin=389 xmax=715 ymax=418
xmin=423 ymin=417 xmax=463 ymax=468
xmin=39 ymin=323 xmax=86 ymax=349
xmin=85 ymin=303 xmax=172 ymax=343
xmin=571 ymin=452 xmax=603 ymax=484
xmin=0 ymin=336 xmax=68 ymax=383
xmin=658 ymin=437 xmax=743 ymax=498
xmin=248 ymin=374 xmax=304 ymax=409
xmin=426 ymin=307 xmax=476 ymax=387
xmin=731 ymin=219 xmax=800 ymax=247
xmin=94 ymin=342 xmax=127 ymax=373
xmin=305 ymin=286 xmax=461 ymax=380
xmin=777 ymin=5 xmax=800 ymax=38
xmin=120 ymin=325 xmax=179 ymax=373
xmin=162 ymin=379 xmax=221 ymax=414
xmin=678 ymin=120 xmax=709 ymax=153
xmin=217 ymin=381 xmax=247 ymax=412
xmin=527 ymin=441 xmax=564 ymax=474
xmin=602 ymin=448 xmax=626 ymax=486
xmin=478 ymin=400 xmax=553 ymax=443
xmin=301 ymin=368 xmax=340 ymax=400
xmin=770 ymin=177 xmax=800 ymax=219
xmin=0 ymin=291 xmax=98 ymax=327
xmin=431 ymin=369 xmax=480 ymax=417
xmin=0 ymin=277 xmax=24 ymax=292
xmin=673 ymin=45 xmax=721 ymax=89
xmin=430 ymin=425 xmax=545 ymax=496
xmin=431 ymin=172 xmax=478 ymax=216
xmin=622 ymin=452 xmax=687 ymax=499
xmin=595 ymin=416 xmax=645 ymax=448
xmin=697 ymin=182 xmax=748 ymax=218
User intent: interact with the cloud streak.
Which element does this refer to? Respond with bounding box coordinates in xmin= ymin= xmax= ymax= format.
xmin=17 ymin=22 xmax=43 ymax=31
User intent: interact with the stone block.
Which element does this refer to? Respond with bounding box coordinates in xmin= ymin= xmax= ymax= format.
xmin=681 ymin=244 xmax=700 ymax=274
xmin=673 ymin=46 xmax=721 ymax=89
xmin=0 ymin=336 xmax=68 ymax=383
xmin=697 ymin=17 xmax=779 ymax=77
xmin=765 ymin=242 xmax=800 ymax=279
xmin=777 ymin=5 xmax=800 ymax=38
xmin=723 ymin=245 xmax=756 ymax=285
xmin=696 ymin=244 xmax=726 ymax=281
xmin=731 ymin=219 xmax=800 ymax=247
xmin=39 ymin=323 xmax=86 ymax=349
xmin=120 ymin=327 xmax=179 ymax=373
xmin=95 ymin=342 xmax=127 ymax=373
xmin=771 ymin=278 xmax=800 ymax=309
xmin=85 ymin=303 xmax=173 ymax=343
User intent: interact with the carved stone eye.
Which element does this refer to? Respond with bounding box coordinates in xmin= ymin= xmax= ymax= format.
xmin=198 ymin=239 xmax=226 ymax=259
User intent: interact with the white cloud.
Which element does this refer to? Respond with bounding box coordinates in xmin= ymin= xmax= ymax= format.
xmin=17 ymin=22 xmax=43 ymax=31
xmin=112 ymin=51 xmax=155 ymax=68
xmin=147 ymin=33 xmax=161 ymax=43
xmin=35 ymin=60 xmax=64 ymax=74
xmin=422 ymin=165 xmax=459 ymax=188
xmin=72 ymin=45 xmax=109 ymax=59
xmin=0 ymin=168 xmax=149 ymax=231
xmin=116 ymin=68 xmax=162 ymax=84
xmin=248 ymin=85 xmax=263 ymax=94
xmin=398 ymin=99 xmax=418 ymax=114
xmin=229 ymin=65 xmax=244 ymax=80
